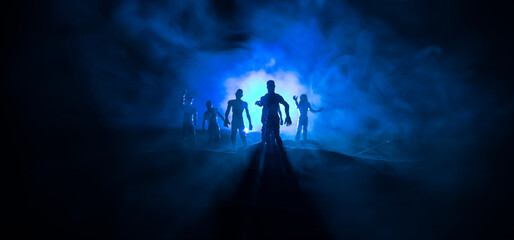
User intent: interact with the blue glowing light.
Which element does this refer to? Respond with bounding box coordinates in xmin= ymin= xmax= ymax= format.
xmin=222 ymin=69 xmax=321 ymax=136
xmin=74 ymin=0 xmax=488 ymax=158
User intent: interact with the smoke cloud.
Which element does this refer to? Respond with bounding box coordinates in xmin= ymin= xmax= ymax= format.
xmin=43 ymin=0 xmax=510 ymax=162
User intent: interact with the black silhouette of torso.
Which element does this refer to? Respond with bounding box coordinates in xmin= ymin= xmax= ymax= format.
xmin=260 ymin=92 xmax=285 ymax=122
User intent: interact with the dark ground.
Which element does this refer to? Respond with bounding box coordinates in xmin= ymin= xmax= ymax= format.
xmin=4 ymin=128 xmax=514 ymax=239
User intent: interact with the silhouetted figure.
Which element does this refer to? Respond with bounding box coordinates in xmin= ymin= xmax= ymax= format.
xmin=203 ymin=100 xmax=226 ymax=143
xmin=257 ymin=107 xmax=283 ymax=143
xmin=181 ymin=90 xmax=197 ymax=144
xmin=293 ymin=94 xmax=323 ymax=142
xmin=225 ymin=89 xmax=253 ymax=148
xmin=255 ymin=80 xmax=292 ymax=147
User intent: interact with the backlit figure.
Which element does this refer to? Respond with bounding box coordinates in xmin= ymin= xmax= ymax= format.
xmin=202 ymin=100 xmax=226 ymax=143
xmin=293 ymin=94 xmax=323 ymax=142
xmin=255 ymin=80 xmax=292 ymax=147
xmin=181 ymin=90 xmax=197 ymax=144
xmin=225 ymin=89 xmax=253 ymax=148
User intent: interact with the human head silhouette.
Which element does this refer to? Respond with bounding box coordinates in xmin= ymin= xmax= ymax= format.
xmin=206 ymin=100 xmax=212 ymax=109
xmin=267 ymin=80 xmax=275 ymax=93
xmin=235 ymin=89 xmax=243 ymax=99
xmin=300 ymin=94 xmax=308 ymax=102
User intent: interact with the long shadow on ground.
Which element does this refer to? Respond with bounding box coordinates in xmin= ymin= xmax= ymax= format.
xmin=214 ymin=143 xmax=330 ymax=239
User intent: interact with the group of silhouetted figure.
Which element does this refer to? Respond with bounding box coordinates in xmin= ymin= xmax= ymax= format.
xmin=181 ymin=80 xmax=323 ymax=149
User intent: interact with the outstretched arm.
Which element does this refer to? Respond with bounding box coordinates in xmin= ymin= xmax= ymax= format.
xmin=244 ymin=103 xmax=253 ymax=130
xmin=255 ymin=97 xmax=263 ymax=107
xmin=280 ymin=97 xmax=292 ymax=126
xmin=293 ymin=96 xmax=299 ymax=108
xmin=216 ymin=109 xmax=225 ymax=122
